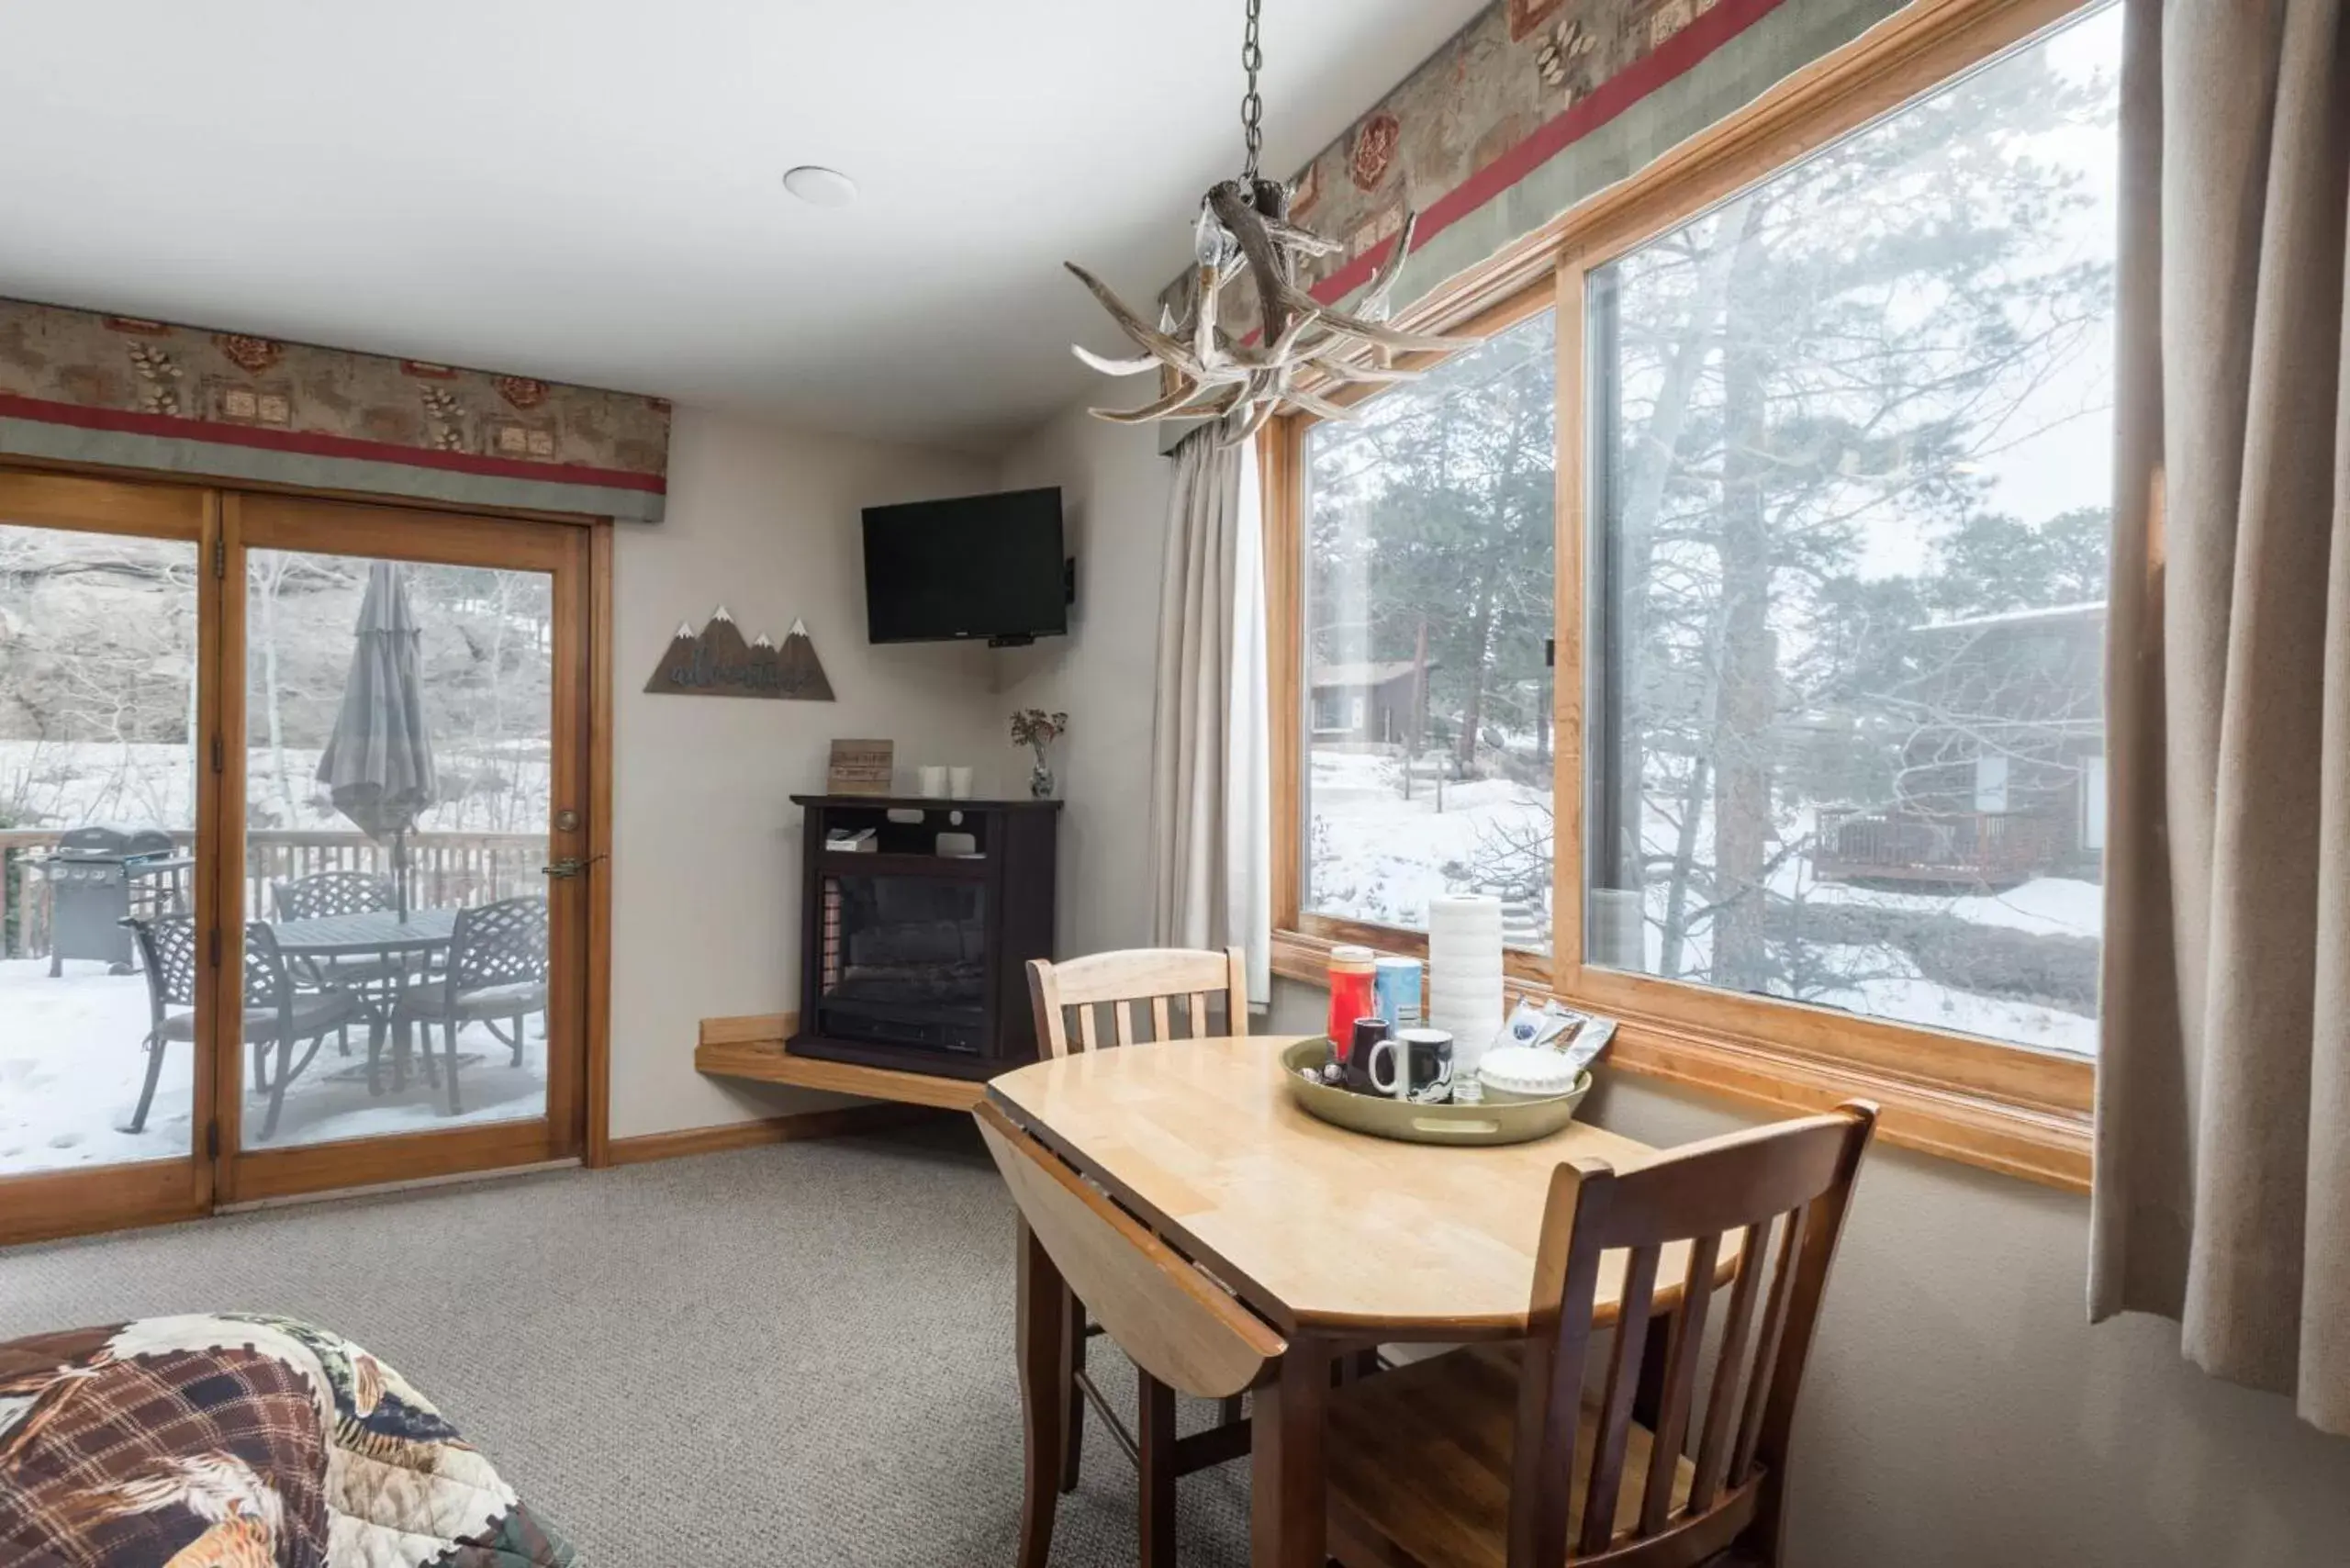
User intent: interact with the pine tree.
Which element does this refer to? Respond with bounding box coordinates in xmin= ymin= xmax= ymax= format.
xmin=1593 ymin=28 xmax=2116 ymax=1002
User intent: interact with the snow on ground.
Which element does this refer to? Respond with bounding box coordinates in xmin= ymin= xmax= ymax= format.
xmin=1307 ymin=749 xmax=1552 ymax=943
xmin=1635 ymin=918 xmax=2097 ymax=1058
xmin=0 ymin=958 xmax=548 ymax=1177
xmin=1797 ymin=951 xmax=2098 ymax=1057
xmin=1640 ymin=868 xmax=2099 ymax=1055
xmin=1769 ymin=844 xmax=2100 ymax=1052
xmin=1770 ymin=855 xmax=2103 ymax=941
xmin=1308 ymin=759 xmax=2098 ymax=1056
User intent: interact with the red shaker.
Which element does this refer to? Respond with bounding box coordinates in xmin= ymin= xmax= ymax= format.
xmin=1326 ymin=945 xmax=1377 ymax=1060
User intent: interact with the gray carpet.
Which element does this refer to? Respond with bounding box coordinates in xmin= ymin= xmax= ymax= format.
xmin=0 ymin=1123 xmax=1252 ymax=1565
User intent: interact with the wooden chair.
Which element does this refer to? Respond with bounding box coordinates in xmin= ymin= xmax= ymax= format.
xmin=1322 ymin=1101 xmax=1878 ymax=1568
xmin=1022 ymin=946 xmax=1252 ymax=1562
xmin=977 ymin=1100 xmax=1284 ymax=1568
xmin=1027 ymin=945 xmax=1248 ymax=1058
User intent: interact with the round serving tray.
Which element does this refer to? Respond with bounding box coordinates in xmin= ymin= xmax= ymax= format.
xmin=1279 ymin=1038 xmax=1591 ymax=1147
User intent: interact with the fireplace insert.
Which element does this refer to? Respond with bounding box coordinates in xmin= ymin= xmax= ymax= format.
xmin=815 ymin=873 xmax=989 ymax=1053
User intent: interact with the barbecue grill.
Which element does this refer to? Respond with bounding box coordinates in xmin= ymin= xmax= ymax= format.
xmin=39 ymin=825 xmax=192 ymax=976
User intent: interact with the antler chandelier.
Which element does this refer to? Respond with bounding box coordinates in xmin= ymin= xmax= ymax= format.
xmin=1065 ymin=0 xmax=1471 ymax=445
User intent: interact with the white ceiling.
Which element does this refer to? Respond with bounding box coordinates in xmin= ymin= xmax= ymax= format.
xmin=0 ymin=1 xmax=1488 ymax=453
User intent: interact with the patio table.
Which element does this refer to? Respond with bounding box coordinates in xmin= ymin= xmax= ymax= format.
xmin=270 ymin=907 xmax=457 ymax=1092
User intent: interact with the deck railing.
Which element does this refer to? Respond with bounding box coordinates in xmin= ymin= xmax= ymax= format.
xmin=1811 ymin=807 xmax=2062 ymax=886
xmin=0 ymin=828 xmax=548 ymax=961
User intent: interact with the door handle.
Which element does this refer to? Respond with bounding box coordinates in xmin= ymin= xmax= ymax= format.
xmin=540 ymin=855 xmax=605 ymax=880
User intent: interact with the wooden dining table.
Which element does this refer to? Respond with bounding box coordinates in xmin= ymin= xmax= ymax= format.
xmin=985 ymin=1034 xmax=1738 ymax=1568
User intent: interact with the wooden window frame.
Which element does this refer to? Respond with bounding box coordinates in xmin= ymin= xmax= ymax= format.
xmin=1265 ymin=0 xmax=2101 ymax=1192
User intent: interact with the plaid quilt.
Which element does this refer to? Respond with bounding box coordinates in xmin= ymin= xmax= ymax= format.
xmin=0 ymin=1314 xmax=576 ymax=1566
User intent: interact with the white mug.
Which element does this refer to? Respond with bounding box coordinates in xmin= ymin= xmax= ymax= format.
xmin=948 ymin=766 xmax=975 ymax=800
xmin=918 ymin=765 xmax=948 ymax=798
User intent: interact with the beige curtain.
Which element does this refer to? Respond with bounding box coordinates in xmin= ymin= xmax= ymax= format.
xmin=1147 ymin=431 xmax=1271 ymax=1002
xmin=2092 ymin=0 xmax=2350 ymax=1435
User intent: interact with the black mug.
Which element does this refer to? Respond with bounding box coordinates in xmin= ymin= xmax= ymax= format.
xmin=1369 ymin=1027 xmax=1454 ymax=1102
xmin=1344 ymin=1017 xmax=1390 ymax=1093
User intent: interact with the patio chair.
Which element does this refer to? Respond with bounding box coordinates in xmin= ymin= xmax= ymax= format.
xmin=273 ymin=871 xmax=400 ymax=1057
xmin=126 ymin=916 xmax=361 ymax=1142
xmin=393 ymin=895 xmax=548 ymax=1116
xmin=272 ymin=869 xmax=395 ymax=924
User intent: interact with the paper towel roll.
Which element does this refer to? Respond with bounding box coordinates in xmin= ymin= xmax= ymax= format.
xmin=1427 ymin=895 xmax=1505 ymax=1068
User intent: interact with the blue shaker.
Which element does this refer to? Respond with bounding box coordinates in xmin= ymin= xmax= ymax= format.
xmin=1372 ymin=956 xmax=1422 ymax=1031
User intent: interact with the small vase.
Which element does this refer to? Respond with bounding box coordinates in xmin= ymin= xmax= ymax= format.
xmin=1029 ymin=745 xmax=1056 ymax=800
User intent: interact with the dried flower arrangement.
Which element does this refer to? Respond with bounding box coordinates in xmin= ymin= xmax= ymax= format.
xmin=1010 ymin=710 xmax=1069 ymax=800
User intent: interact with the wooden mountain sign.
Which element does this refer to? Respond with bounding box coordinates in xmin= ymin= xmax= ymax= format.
xmin=645 ymin=608 xmax=835 ymax=700
xmin=773 ymin=619 xmax=834 ymax=700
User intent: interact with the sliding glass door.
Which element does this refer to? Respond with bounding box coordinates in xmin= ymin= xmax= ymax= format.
xmin=0 ymin=474 xmax=221 ymax=1244
xmin=0 ymin=470 xmax=593 ymax=1238
xmin=218 ymin=495 xmax=589 ymax=1203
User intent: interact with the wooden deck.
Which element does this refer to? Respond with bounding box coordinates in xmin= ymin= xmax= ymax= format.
xmin=1811 ymin=808 xmax=2063 ymax=888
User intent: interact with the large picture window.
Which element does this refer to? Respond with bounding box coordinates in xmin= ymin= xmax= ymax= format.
xmin=1582 ymin=6 xmax=2120 ymax=1058
xmin=1266 ymin=0 xmax=2122 ymax=1188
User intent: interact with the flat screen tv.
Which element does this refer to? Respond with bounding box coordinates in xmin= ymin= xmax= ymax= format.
xmin=862 ymin=486 xmax=1068 ymax=645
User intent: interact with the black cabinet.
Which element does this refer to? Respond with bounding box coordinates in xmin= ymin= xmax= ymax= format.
xmin=788 ymin=794 xmax=1058 ymax=1081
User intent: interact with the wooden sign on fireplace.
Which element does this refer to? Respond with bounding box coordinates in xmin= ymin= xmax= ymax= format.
xmin=788 ymin=794 xmax=1060 ymax=1082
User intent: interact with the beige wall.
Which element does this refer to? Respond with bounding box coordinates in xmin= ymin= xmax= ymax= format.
xmin=606 ymin=408 xmax=1002 ymax=1138
xmin=992 ymin=407 xmax=1171 ymax=957
xmin=1265 ymin=977 xmax=2350 ymax=1565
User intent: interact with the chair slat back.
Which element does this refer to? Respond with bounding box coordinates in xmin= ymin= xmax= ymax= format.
xmin=1509 ymin=1102 xmax=1876 ymax=1568
xmin=128 ymin=915 xmax=202 ymax=1010
xmin=240 ymin=923 xmax=294 ymax=1013
xmin=273 ymin=871 xmax=392 ymax=922
xmin=129 ymin=917 xmax=296 ymax=1021
xmin=1026 ymin=947 xmax=1248 ymax=1058
xmin=977 ymin=1101 xmax=1284 ymax=1398
xmin=452 ymin=896 xmax=548 ymax=991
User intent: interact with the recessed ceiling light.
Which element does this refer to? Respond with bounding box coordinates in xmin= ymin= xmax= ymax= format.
xmin=782 ymin=165 xmax=858 ymax=207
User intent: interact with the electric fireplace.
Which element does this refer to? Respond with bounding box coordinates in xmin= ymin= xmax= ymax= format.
xmin=789 ymin=795 xmax=1059 ymax=1081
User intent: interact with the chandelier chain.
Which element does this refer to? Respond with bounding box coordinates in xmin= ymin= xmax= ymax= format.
xmin=1240 ymin=0 xmax=1264 ymax=183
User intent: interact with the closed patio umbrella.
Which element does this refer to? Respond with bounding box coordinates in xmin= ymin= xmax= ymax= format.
xmin=317 ymin=561 xmax=438 ymax=920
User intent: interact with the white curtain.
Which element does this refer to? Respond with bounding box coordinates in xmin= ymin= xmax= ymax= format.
xmin=1147 ymin=431 xmax=1271 ymax=1004
xmin=2090 ymin=0 xmax=2350 ymax=1434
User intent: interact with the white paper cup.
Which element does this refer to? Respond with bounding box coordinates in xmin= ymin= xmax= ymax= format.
xmin=948 ymin=766 xmax=974 ymax=799
xmin=918 ymin=765 xmax=948 ymax=798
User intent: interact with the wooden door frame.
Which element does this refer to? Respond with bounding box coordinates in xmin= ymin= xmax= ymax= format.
xmin=0 ymin=463 xmax=617 ymax=1242
xmin=585 ymin=519 xmax=614 ymax=1169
